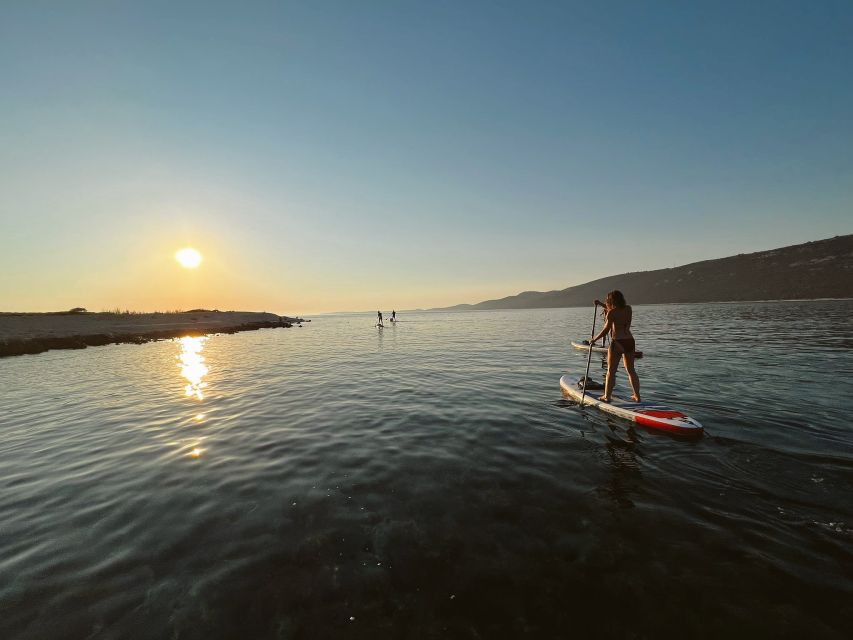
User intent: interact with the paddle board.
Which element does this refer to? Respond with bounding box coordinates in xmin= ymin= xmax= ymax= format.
xmin=570 ymin=340 xmax=643 ymax=358
xmin=559 ymin=374 xmax=703 ymax=436
xmin=571 ymin=339 xmax=608 ymax=354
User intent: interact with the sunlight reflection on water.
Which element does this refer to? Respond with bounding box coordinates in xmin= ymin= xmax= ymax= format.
xmin=178 ymin=336 xmax=208 ymax=400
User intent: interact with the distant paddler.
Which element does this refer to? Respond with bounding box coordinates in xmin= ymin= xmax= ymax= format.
xmin=590 ymin=290 xmax=640 ymax=402
xmin=377 ymin=311 xmax=384 ymax=328
xmin=391 ymin=310 xmax=396 ymax=322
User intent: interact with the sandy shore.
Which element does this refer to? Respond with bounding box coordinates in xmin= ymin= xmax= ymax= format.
xmin=0 ymin=311 xmax=305 ymax=358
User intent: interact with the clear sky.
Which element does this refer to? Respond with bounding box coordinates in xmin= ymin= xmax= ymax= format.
xmin=1 ymin=1 xmax=851 ymax=314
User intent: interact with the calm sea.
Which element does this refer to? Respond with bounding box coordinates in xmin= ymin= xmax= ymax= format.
xmin=1 ymin=301 xmax=852 ymax=638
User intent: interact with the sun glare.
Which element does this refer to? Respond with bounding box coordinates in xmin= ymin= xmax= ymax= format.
xmin=178 ymin=336 xmax=208 ymax=399
xmin=176 ymin=247 xmax=202 ymax=269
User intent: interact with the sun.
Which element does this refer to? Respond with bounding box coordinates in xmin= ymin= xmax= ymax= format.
xmin=176 ymin=247 xmax=203 ymax=269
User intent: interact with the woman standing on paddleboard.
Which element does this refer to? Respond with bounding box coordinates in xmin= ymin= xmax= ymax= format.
xmin=590 ymin=290 xmax=640 ymax=402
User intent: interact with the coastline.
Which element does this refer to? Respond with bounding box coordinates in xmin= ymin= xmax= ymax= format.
xmin=0 ymin=311 xmax=306 ymax=358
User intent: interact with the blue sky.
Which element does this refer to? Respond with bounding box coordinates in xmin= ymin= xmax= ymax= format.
xmin=1 ymin=1 xmax=851 ymax=313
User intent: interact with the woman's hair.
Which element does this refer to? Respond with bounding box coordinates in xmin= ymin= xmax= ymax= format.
xmin=606 ymin=290 xmax=627 ymax=309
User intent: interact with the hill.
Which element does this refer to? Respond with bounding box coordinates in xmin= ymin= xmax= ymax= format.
xmin=436 ymin=235 xmax=853 ymax=310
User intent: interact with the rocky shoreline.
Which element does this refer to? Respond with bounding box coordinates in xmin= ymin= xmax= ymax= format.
xmin=0 ymin=311 xmax=306 ymax=358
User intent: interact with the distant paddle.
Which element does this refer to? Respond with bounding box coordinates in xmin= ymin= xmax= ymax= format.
xmin=580 ymin=302 xmax=600 ymax=407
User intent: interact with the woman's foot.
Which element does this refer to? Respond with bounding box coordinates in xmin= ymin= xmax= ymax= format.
xmin=598 ymin=395 xmax=611 ymax=402
xmin=630 ymin=395 xmax=641 ymax=402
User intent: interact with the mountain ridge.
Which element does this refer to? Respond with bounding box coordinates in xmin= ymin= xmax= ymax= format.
xmin=433 ymin=235 xmax=853 ymax=311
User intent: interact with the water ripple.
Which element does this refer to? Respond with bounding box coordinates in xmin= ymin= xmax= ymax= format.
xmin=1 ymin=301 xmax=852 ymax=638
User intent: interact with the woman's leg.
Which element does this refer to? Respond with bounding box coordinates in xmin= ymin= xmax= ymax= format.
xmin=600 ymin=342 xmax=623 ymax=401
xmin=622 ymin=352 xmax=641 ymax=402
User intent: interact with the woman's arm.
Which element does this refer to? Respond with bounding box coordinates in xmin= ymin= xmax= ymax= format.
xmin=591 ymin=312 xmax=612 ymax=344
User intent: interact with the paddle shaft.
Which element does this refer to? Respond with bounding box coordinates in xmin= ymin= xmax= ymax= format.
xmin=580 ymin=304 xmax=598 ymax=407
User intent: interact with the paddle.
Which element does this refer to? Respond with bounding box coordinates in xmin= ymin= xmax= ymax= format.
xmin=580 ymin=302 xmax=600 ymax=408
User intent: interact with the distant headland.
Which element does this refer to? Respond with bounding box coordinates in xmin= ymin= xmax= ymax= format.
xmin=0 ymin=310 xmax=306 ymax=358
xmin=434 ymin=235 xmax=853 ymax=311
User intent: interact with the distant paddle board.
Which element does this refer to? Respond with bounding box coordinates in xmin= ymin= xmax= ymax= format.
xmin=559 ymin=375 xmax=703 ymax=436
xmin=570 ymin=340 xmax=643 ymax=358
xmin=571 ymin=340 xmax=608 ymax=354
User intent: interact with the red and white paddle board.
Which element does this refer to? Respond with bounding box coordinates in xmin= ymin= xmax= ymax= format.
xmin=560 ymin=375 xmax=703 ymax=437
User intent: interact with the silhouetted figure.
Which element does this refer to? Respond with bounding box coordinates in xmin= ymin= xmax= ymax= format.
xmin=377 ymin=311 xmax=384 ymax=327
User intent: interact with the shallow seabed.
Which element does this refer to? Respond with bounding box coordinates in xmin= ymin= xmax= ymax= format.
xmin=1 ymin=301 xmax=852 ymax=638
